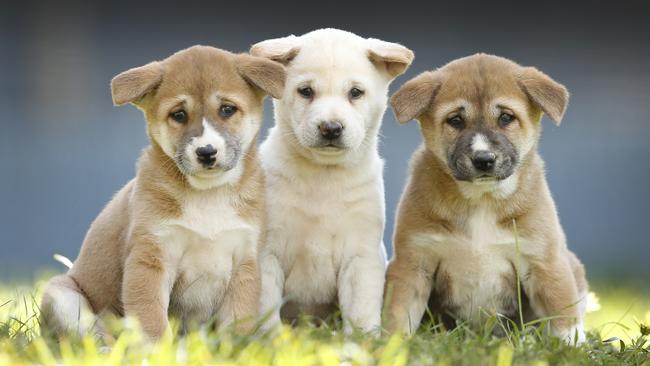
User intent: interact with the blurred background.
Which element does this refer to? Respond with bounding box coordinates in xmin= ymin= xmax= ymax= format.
xmin=1 ymin=0 xmax=648 ymax=285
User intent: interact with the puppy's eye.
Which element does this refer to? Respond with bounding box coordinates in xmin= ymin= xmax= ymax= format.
xmin=219 ymin=104 xmax=238 ymax=118
xmin=298 ymin=87 xmax=314 ymax=99
xmin=446 ymin=115 xmax=465 ymax=130
xmin=349 ymin=87 xmax=364 ymax=99
xmin=170 ymin=110 xmax=188 ymax=124
xmin=498 ymin=112 xmax=515 ymax=127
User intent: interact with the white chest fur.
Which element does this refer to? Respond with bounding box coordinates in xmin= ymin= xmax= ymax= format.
xmin=153 ymin=191 xmax=259 ymax=324
xmin=263 ymin=151 xmax=386 ymax=306
xmin=413 ymin=204 xmax=532 ymax=323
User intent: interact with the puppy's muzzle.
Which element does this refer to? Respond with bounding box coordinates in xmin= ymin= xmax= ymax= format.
xmin=472 ymin=151 xmax=496 ymax=173
xmin=319 ymin=120 xmax=343 ymax=141
xmin=195 ymin=144 xmax=217 ymax=168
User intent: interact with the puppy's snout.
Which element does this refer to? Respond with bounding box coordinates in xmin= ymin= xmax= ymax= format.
xmin=319 ymin=121 xmax=343 ymax=140
xmin=472 ymin=151 xmax=496 ymax=172
xmin=196 ymin=144 xmax=217 ymax=167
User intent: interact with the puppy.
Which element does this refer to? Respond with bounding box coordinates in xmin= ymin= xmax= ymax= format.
xmin=250 ymin=28 xmax=413 ymax=333
xmin=40 ymin=45 xmax=285 ymax=341
xmin=385 ymin=54 xmax=588 ymax=343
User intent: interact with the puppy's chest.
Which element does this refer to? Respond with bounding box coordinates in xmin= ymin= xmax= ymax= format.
xmin=417 ymin=206 xmax=529 ymax=321
xmin=271 ymin=178 xmax=383 ymax=305
xmin=156 ymin=193 xmax=259 ymax=321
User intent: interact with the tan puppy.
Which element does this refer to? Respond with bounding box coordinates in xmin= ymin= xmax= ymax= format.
xmin=385 ymin=54 xmax=588 ymax=343
xmin=40 ymin=45 xmax=285 ymax=341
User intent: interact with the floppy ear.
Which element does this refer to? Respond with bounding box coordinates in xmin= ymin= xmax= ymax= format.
xmin=110 ymin=61 xmax=163 ymax=106
xmin=517 ymin=67 xmax=569 ymax=125
xmin=390 ymin=71 xmax=440 ymax=124
xmin=366 ymin=38 xmax=414 ymax=79
xmin=250 ymin=35 xmax=301 ymax=65
xmin=237 ymin=54 xmax=286 ymax=99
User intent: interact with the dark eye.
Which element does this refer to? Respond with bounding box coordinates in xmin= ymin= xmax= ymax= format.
xmin=349 ymin=87 xmax=364 ymax=99
xmin=170 ymin=110 xmax=188 ymax=124
xmin=498 ymin=112 xmax=515 ymax=127
xmin=447 ymin=115 xmax=465 ymax=130
xmin=298 ymin=87 xmax=314 ymax=99
xmin=219 ymin=104 xmax=238 ymax=118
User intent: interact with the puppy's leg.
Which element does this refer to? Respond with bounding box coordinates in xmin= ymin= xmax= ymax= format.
xmin=258 ymin=253 xmax=284 ymax=332
xmin=384 ymin=256 xmax=432 ymax=334
xmin=40 ymin=274 xmax=97 ymax=337
xmin=216 ymin=256 xmax=261 ymax=334
xmin=338 ymin=252 xmax=385 ymax=334
xmin=568 ymin=250 xmax=589 ymax=341
xmin=526 ymin=255 xmax=585 ymax=344
xmin=122 ymin=241 xmax=171 ymax=342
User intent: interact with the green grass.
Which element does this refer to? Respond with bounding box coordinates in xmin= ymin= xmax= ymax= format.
xmin=0 ymin=278 xmax=648 ymax=365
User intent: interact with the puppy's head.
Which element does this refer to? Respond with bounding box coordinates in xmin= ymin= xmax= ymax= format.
xmin=391 ymin=54 xmax=568 ymax=186
xmin=111 ymin=45 xmax=285 ymax=189
xmin=251 ymin=28 xmax=413 ymax=164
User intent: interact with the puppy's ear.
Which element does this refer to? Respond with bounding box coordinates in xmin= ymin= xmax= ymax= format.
xmin=110 ymin=62 xmax=163 ymax=106
xmin=250 ymin=35 xmax=300 ymax=65
xmin=366 ymin=39 xmax=414 ymax=79
xmin=237 ymin=54 xmax=286 ymax=99
xmin=517 ymin=67 xmax=569 ymax=125
xmin=390 ymin=71 xmax=440 ymax=124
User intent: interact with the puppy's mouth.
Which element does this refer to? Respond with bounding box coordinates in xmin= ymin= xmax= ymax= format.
xmin=193 ymin=166 xmax=230 ymax=175
xmin=174 ymin=154 xmax=238 ymax=178
xmin=311 ymin=142 xmax=347 ymax=154
xmin=473 ymin=175 xmax=499 ymax=184
xmin=451 ymin=171 xmax=513 ymax=184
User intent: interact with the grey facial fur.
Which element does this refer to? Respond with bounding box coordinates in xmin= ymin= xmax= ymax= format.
xmin=174 ymin=121 xmax=241 ymax=175
xmin=447 ymin=129 xmax=518 ymax=182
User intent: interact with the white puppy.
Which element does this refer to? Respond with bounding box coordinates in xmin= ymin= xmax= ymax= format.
xmin=251 ymin=28 xmax=413 ymax=333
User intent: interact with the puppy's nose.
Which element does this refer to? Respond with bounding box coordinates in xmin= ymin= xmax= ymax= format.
xmin=472 ymin=151 xmax=496 ymax=172
xmin=319 ymin=121 xmax=343 ymax=140
xmin=195 ymin=144 xmax=217 ymax=166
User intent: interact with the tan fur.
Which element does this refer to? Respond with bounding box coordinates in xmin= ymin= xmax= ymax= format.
xmin=216 ymin=256 xmax=261 ymax=333
xmin=40 ymin=46 xmax=285 ymax=341
xmin=111 ymin=62 xmax=163 ymax=106
xmin=517 ymin=67 xmax=569 ymax=124
xmin=390 ymin=71 xmax=440 ymax=124
xmin=385 ymin=54 xmax=588 ymax=342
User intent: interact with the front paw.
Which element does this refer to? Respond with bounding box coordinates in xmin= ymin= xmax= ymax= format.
xmin=555 ymin=323 xmax=586 ymax=345
xmin=256 ymin=311 xmax=282 ymax=335
xmin=343 ymin=315 xmax=381 ymax=337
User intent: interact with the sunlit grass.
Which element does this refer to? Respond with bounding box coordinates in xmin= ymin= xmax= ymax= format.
xmin=0 ymin=278 xmax=648 ymax=365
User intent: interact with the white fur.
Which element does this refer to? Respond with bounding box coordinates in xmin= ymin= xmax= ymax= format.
xmin=44 ymin=283 xmax=97 ymax=336
xmin=186 ymin=164 xmax=244 ymax=191
xmin=457 ymin=173 xmax=519 ymax=200
xmin=184 ymin=114 xmax=257 ymax=190
xmin=152 ymin=187 xmax=259 ymax=327
xmin=471 ymin=133 xmax=490 ymax=152
xmin=193 ymin=119 xmax=227 ymax=162
xmin=257 ymin=29 xmax=403 ymax=333
xmin=410 ymin=204 xmax=534 ymax=328
xmin=409 ymin=201 xmax=585 ymax=343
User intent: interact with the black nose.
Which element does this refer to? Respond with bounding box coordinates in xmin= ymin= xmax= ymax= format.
xmin=319 ymin=121 xmax=343 ymax=140
xmin=472 ymin=151 xmax=496 ymax=172
xmin=196 ymin=144 xmax=217 ymax=166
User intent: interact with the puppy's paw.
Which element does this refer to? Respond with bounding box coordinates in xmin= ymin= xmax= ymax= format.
xmin=256 ymin=313 xmax=282 ymax=336
xmin=343 ymin=317 xmax=382 ymax=337
xmin=555 ymin=324 xmax=586 ymax=345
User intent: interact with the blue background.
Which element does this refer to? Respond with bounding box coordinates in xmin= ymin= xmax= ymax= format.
xmin=1 ymin=0 xmax=648 ymax=282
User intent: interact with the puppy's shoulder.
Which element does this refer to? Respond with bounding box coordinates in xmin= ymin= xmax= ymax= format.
xmin=232 ymin=152 xmax=266 ymax=223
